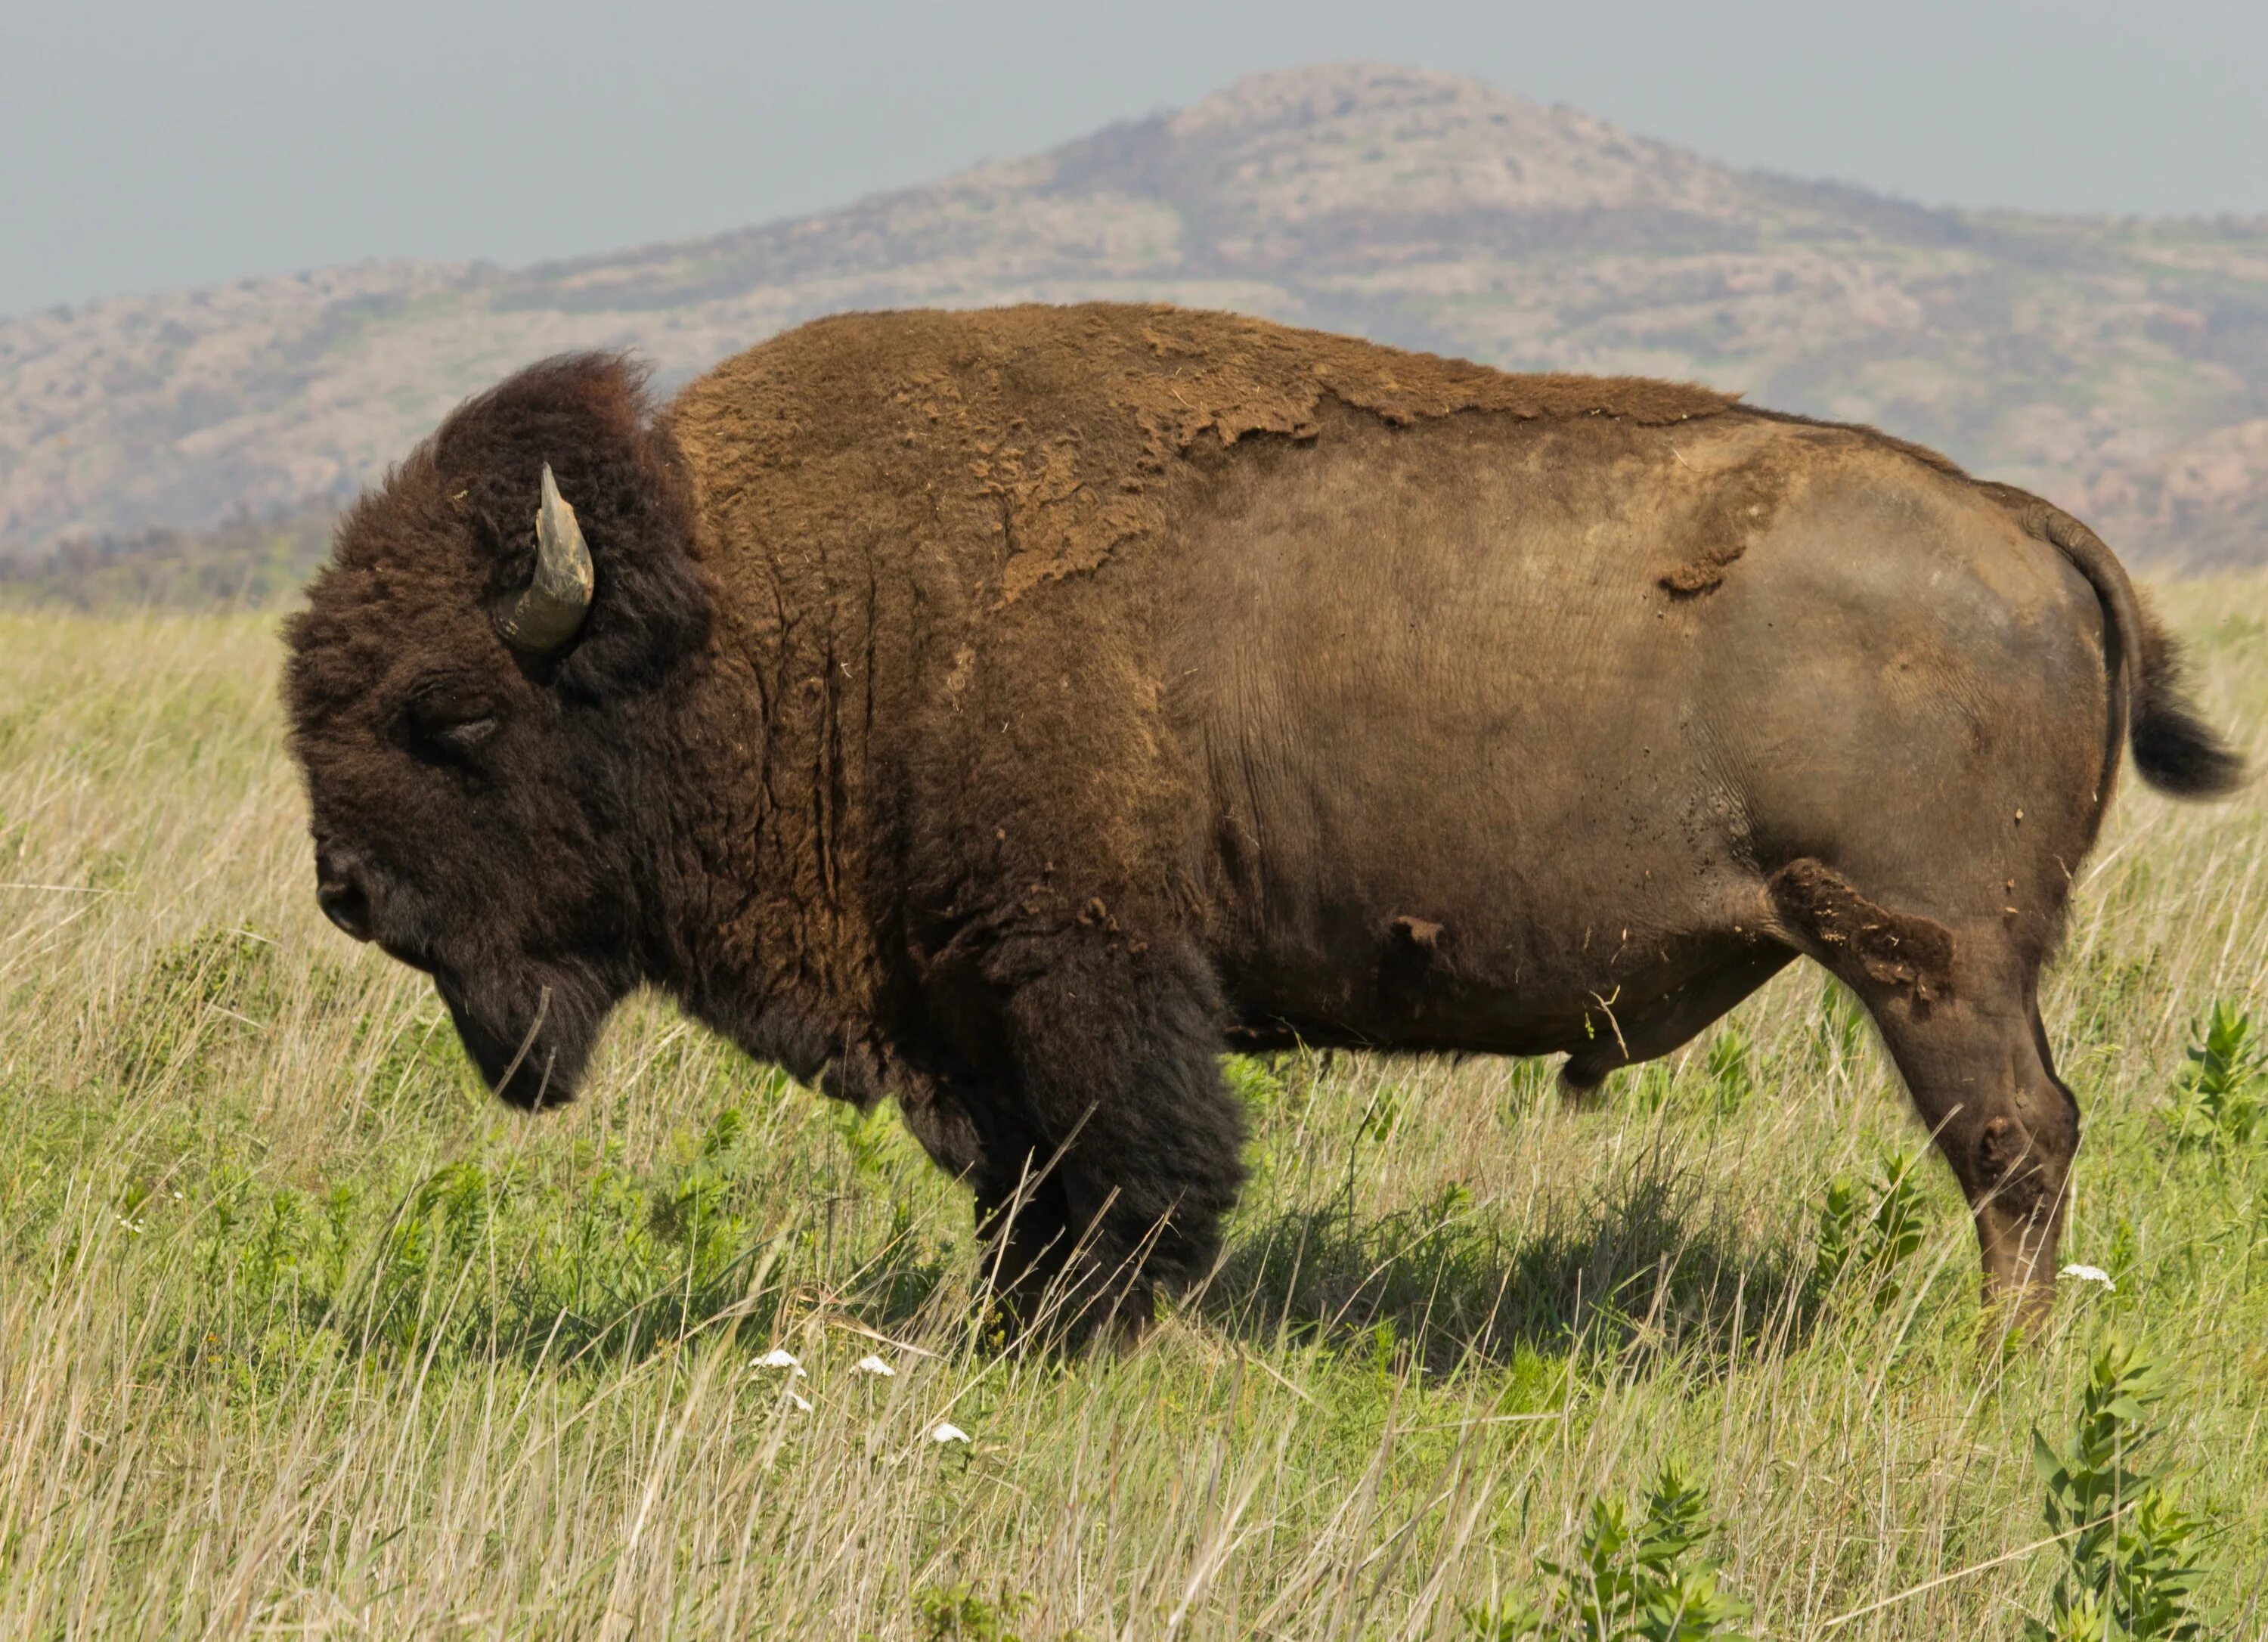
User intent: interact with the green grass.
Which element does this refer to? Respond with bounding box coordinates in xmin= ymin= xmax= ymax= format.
xmin=0 ymin=586 xmax=2264 ymax=1637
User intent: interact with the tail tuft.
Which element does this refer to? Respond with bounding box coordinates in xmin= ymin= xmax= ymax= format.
xmin=2132 ymin=632 xmax=2245 ymax=798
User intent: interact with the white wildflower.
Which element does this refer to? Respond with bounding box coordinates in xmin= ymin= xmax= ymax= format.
xmin=2059 ymin=1262 xmax=2115 ymax=1291
xmin=789 ymin=1391 xmax=813 ymax=1412
xmin=930 ymin=1421 xmax=970 ymax=1445
xmin=852 ymin=1354 xmax=896 ymax=1377
xmin=754 ymin=1347 xmax=806 ymax=1375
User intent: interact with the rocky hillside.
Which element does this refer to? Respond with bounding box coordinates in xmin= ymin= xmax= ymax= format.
xmin=6 ymin=62 xmax=2266 ymax=566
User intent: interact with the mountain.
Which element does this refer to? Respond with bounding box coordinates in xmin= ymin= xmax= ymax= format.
xmin=5 ymin=62 xmax=2266 ymax=567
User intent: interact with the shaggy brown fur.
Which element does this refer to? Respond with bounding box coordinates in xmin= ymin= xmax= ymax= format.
xmin=286 ymin=302 xmax=2242 ymax=1341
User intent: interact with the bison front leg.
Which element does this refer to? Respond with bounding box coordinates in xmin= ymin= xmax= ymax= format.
xmin=967 ymin=1164 xmax=1081 ymax=1345
xmin=892 ymin=1073 xmax=1083 ymax=1343
xmin=987 ymin=928 xmax=1247 ymax=1349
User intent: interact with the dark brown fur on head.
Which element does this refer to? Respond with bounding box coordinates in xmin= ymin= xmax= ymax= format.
xmin=283 ymin=355 xmax=711 ymax=1106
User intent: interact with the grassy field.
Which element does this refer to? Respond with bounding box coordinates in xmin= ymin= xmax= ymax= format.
xmin=1 ymin=585 xmax=2263 ymax=1639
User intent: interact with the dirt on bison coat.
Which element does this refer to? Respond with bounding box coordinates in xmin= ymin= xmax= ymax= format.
xmin=284 ymin=302 xmax=2242 ymax=1343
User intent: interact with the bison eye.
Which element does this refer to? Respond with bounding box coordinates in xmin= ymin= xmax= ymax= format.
xmin=430 ymin=716 xmax=498 ymax=753
xmin=401 ymin=689 xmax=500 ymax=761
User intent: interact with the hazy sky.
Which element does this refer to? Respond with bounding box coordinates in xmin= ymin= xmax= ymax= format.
xmin=5 ymin=0 xmax=2264 ymax=318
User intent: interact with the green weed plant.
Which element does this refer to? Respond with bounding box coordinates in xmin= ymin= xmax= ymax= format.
xmin=1811 ymin=1151 xmax=1930 ymax=1312
xmin=2169 ymin=999 xmax=2264 ymax=1148
xmin=1467 ymin=1466 xmax=1752 ymax=1640
xmin=2026 ymin=1340 xmax=2211 ymax=1641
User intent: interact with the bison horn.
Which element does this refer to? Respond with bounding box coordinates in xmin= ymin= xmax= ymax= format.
xmin=492 ymin=464 xmax=594 ymax=654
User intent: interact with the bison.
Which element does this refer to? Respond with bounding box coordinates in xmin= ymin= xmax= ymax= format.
xmin=285 ymin=302 xmax=2241 ymax=1341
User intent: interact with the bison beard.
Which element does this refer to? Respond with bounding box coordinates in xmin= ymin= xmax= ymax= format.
xmin=432 ymin=959 xmax=620 ymax=1111
xmin=286 ymin=302 xmax=2242 ymax=1350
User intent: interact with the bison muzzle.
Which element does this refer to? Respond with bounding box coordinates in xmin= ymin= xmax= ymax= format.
xmin=284 ymin=302 xmax=2242 ymax=1343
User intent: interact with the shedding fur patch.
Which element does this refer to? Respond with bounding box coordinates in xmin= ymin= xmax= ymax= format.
xmin=1768 ymin=859 xmax=1954 ymax=1004
xmin=672 ymin=302 xmax=1736 ymax=606
xmin=1390 ymin=913 xmax=1444 ymax=950
xmin=1659 ymin=446 xmax=1795 ymax=596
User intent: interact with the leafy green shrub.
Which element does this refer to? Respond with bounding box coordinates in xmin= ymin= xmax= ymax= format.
xmin=360 ymin=1004 xmax=478 ymax=1113
xmin=1703 ymin=1027 xmax=1755 ymax=1117
xmin=2168 ymin=999 xmax=2263 ymax=1149
xmin=1628 ymin=1029 xmax=1754 ymax=1120
xmin=1468 ymin=1464 xmax=1752 ymax=1640
xmin=1811 ymin=1152 xmax=1929 ymax=1312
xmin=113 ymin=925 xmax=287 ymax=1091
xmin=834 ymin=1101 xmax=902 ymax=1178
xmin=1221 ymin=1052 xmax=1289 ymax=1113
xmin=1356 ymin=1083 xmax=1408 ymax=1148
xmin=913 ymin=1583 xmax=1033 ymax=1641
xmin=2025 ymin=1340 xmax=2208 ymax=1641
xmin=187 ymin=1098 xmax=840 ymax=1368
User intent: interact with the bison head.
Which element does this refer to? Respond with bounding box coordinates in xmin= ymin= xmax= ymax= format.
xmin=284 ymin=355 xmax=711 ymax=1106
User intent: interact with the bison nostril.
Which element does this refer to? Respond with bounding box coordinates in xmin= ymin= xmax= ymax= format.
xmin=314 ymin=845 xmax=375 ymax=942
xmin=317 ymin=876 xmax=373 ymax=941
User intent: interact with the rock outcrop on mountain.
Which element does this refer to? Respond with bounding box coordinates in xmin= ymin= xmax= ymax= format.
xmin=5 ymin=62 xmax=2265 ymax=565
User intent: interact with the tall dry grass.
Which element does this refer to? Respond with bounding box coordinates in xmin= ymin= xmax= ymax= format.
xmin=0 ymin=582 xmax=2263 ymax=1637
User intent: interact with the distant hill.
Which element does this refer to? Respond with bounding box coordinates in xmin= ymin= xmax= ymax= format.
xmin=5 ymin=61 xmax=2265 ymax=574
xmin=0 ymin=497 xmax=335 ymax=610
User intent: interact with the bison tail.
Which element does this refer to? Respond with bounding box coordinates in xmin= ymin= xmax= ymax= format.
xmin=2031 ymin=502 xmax=2245 ymax=799
xmin=2131 ymin=631 xmax=2246 ymax=796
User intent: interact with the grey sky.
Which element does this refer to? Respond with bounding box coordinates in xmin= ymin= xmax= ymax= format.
xmin=5 ymin=0 xmax=2265 ymax=319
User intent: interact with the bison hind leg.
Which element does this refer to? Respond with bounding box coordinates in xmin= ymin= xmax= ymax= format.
xmin=1559 ymin=943 xmax=1796 ymax=1102
xmin=987 ymin=928 xmax=1247 ymax=1345
xmin=1765 ymin=859 xmax=2077 ymax=1333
